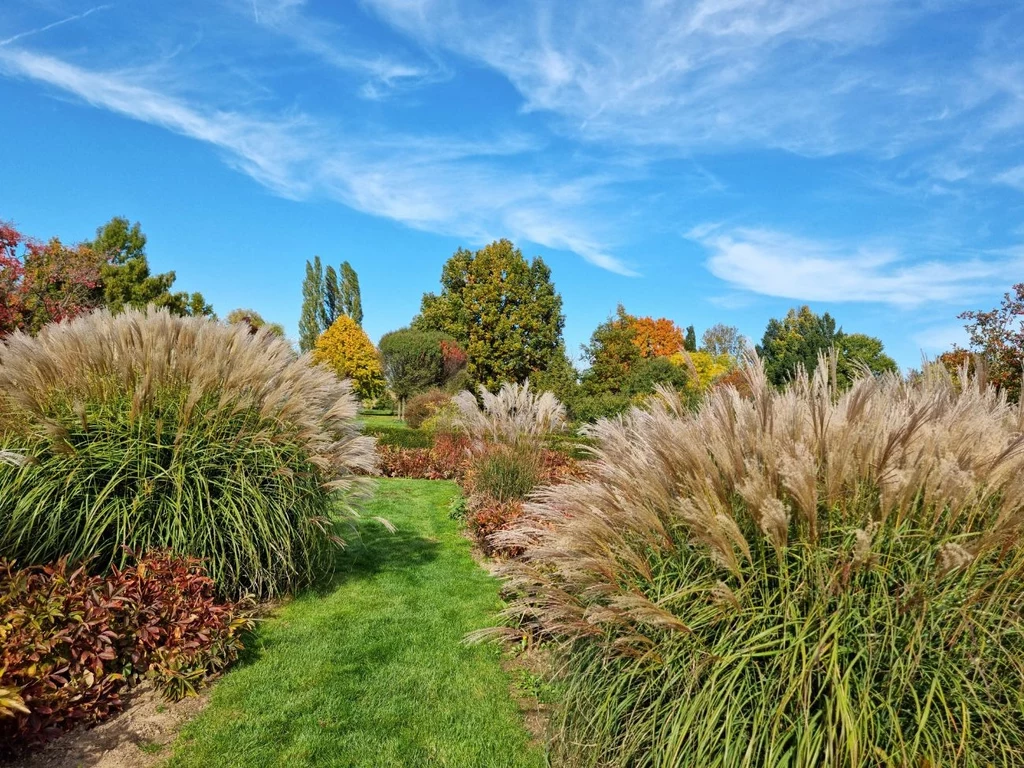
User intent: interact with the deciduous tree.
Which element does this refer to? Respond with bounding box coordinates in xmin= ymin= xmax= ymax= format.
xmin=312 ymin=315 xmax=385 ymax=399
xmin=631 ymin=316 xmax=684 ymax=358
xmin=758 ymin=306 xmax=840 ymax=386
xmin=414 ymin=240 xmax=564 ymax=389
xmin=700 ymin=323 xmax=746 ymax=359
xmin=299 ymin=256 xmax=327 ymax=353
xmin=956 ymin=283 xmax=1024 ymax=401
xmin=378 ymin=327 xmax=465 ymax=414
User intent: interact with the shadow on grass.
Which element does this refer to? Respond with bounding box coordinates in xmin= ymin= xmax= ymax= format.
xmin=232 ymin=518 xmax=440 ymax=667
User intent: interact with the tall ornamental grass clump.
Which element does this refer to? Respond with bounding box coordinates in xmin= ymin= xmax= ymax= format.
xmin=489 ymin=359 xmax=1024 ymax=767
xmin=0 ymin=307 xmax=376 ymax=598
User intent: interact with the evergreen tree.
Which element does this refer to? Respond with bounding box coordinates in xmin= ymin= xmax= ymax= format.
xmin=93 ymin=217 xmax=213 ymax=318
xmin=684 ymin=324 xmax=697 ymax=352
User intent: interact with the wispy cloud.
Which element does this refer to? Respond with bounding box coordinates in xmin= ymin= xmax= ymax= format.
xmin=243 ymin=0 xmax=442 ymax=98
xmin=0 ymin=4 xmax=112 ymax=47
xmin=365 ymin=0 xmax=1023 ymax=160
xmin=0 ymin=46 xmax=633 ymax=274
xmin=689 ymin=225 xmax=1022 ymax=306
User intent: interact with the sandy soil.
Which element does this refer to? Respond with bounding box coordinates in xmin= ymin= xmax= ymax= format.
xmin=11 ymin=684 xmax=209 ymax=768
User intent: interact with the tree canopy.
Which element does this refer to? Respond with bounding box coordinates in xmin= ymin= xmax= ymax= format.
xmin=301 ymin=257 xmax=363 ymax=352
xmin=378 ymin=327 xmax=465 ymax=404
xmin=952 ymin=283 xmax=1024 ymax=401
xmin=312 ymin=315 xmax=384 ymax=399
xmin=414 ymin=240 xmax=564 ymax=389
xmin=93 ymin=217 xmax=213 ymax=317
xmin=758 ymin=306 xmax=896 ymax=387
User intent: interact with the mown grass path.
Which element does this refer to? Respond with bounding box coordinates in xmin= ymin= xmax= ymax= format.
xmin=167 ymin=479 xmax=543 ymax=768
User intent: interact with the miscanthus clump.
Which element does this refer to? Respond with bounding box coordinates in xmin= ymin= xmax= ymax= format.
xmin=0 ymin=307 xmax=376 ymax=597
xmin=489 ymin=358 xmax=1024 ymax=768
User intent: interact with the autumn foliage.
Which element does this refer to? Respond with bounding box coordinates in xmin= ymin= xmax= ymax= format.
xmin=0 ymin=551 xmax=254 ymax=757
xmin=631 ymin=315 xmax=685 ymax=358
xmin=0 ymin=222 xmax=103 ymax=336
xmin=312 ymin=314 xmax=386 ymax=399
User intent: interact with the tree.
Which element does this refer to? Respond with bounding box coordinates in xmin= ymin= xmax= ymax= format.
xmin=378 ymin=327 xmax=465 ymax=415
xmin=312 ymin=315 xmax=385 ymax=399
xmin=673 ymin=350 xmax=733 ymax=392
xmin=1 ymin=222 xmax=104 ymax=335
xmin=836 ymin=332 xmax=898 ymax=388
xmin=684 ymin=325 xmax=697 ymax=352
xmin=300 ymin=258 xmax=363 ymax=352
xmin=339 ymin=261 xmax=363 ymax=327
xmin=92 ymin=217 xmax=213 ymax=318
xmin=299 ymin=256 xmax=327 ymax=353
xmin=414 ymin=240 xmax=564 ymax=389
xmin=581 ymin=305 xmax=641 ymax=395
xmin=956 ymin=284 xmax=1024 ymax=401
xmin=700 ymin=323 xmax=747 ymax=359
xmin=757 ymin=306 xmax=840 ymax=386
xmin=631 ymin=316 xmax=684 ymax=358
xmin=225 ymin=308 xmax=285 ymax=337
xmin=531 ymin=343 xmax=580 ymax=407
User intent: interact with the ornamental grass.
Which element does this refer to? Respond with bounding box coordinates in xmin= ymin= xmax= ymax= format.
xmin=486 ymin=358 xmax=1024 ymax=767
xmin=0 ymin=307 xmax=376 ymax=598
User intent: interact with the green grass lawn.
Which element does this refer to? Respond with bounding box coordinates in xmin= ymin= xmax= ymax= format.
xmin=357 ymin=413 xmax=403 ymax=430
xmin=167 ymin=479 xmax=543 ymax=768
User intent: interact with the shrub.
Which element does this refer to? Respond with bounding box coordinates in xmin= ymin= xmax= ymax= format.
xmin=567 ymin=392 xmax=632 ymax=423
xmin=404 ymin=389 xmax=451 ymax=429
xmin=0 ymin=551 xmax=253 ymax=757
xmin=464 ymin=498 xmax=526 ymax=557
xmin=0 ymin=307 xmax=376 ymax=598
xmin=488 ymin=359 xmax=1024 ymax=767
xmin=453 ymin=381 xmax=567 ymax=445
xmin=378 ymin=433 xmax=470 ymax=480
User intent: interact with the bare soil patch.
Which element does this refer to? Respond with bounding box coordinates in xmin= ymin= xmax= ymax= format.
xmin=11 ymin=684 xmax=208 ymax=768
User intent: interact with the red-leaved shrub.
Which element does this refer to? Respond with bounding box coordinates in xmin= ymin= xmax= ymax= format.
xmin=0 ymin=551 xmax=254 ymax=757
xmin=378 ymin=433 xmax=470 ymax=480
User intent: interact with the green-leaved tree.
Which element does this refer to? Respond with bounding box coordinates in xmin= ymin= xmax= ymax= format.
xmin=93 ymin=217 xmax=213 ymax=317
xmin=414 ymin=240 xmax=564 ymax=389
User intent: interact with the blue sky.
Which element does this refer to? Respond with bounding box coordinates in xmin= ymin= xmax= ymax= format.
xmin=1 ymin=0 xmax=1023 ymax=369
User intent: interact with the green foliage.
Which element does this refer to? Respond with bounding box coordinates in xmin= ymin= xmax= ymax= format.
xmin=299 ymin=256 xmax=327 ymax=353
xmin=530 ymin=343 xmax=580 ymax=405
xmin=758 ymin=305 xmax=839 ymax=386
xmin=700 ymin=323 xmax=746 ymax=358
xmin=758 ymin=306 xmax=897 ymax=389
xmin=956 ymin=282 xmax=1024 ymax=401
xmin=378 ymin=327 xmax=457 ymax=403
xmin=568 ymin=392 xmax=633 ymax=422
xmin=0 ymin=307 xmax=375 ymax=598
xmin=94 ymin=217 xmax=213 ymax=318
xmin=684 ymin=324 xmax=697 ymax=352
xmin=468 ymin=445 xmax=540 ymax=504
xmin=301 ymin=258 xmax=364 ymax=352
xmin=339 ymin=260 xmax=363 ymax=327
xmin=167 ymin=479 xmax=544 ymax=768
xmin=365 ymin=422 xmax=434 ymax=449
xmin=623 ymin=356 xmax=691 ymax=398
xmin=415 ymin=240 xmax=564 ymax=389
xmin=836 ymin=331 xmax=898 ymax=387
xmin=0 ymin=552 xmax=253 ymax=758
xmin=581 ymin=305 xmax=642 ymax=395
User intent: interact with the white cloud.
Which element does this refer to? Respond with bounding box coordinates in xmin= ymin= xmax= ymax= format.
xmin=913 ymin=323 xmax=969 ymax=354
xmin=0 ymin=47 xmax=634 ymax=274
xmin=365 ymin=0 xmax=1023 ymax=159
xmin=996 ymin=164 xmax=1024 ymax=191
xmin=690 ymin=225 xmax=1022 ymax=306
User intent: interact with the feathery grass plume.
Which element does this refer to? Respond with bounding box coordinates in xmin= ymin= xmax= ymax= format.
xmin=485 ymin=354 xmax=1024 ymax=767
xmin=453 ymin=380 xmax=567 ymax=446
xmin=0 ymin=307 xmax=376 ymax=598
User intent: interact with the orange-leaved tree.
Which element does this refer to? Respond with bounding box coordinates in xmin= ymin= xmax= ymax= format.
xmin=312 ymin=315 xmax=385 ymax=399
xmin=631 ymin=316 xmax=685 ymax=358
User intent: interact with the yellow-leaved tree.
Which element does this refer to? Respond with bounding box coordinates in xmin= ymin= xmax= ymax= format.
xmin=312 ymin=315 xmax=385 ymax=399
xmin=670 ymin=350 xmax=734 ymax=392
